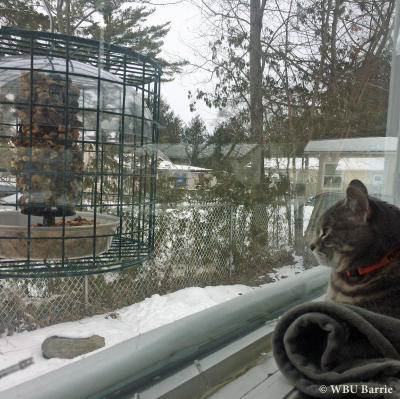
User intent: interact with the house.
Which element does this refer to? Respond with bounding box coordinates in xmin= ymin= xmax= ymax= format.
xmin=157 ymin=151 xmax=214 ymax=190
xmin=304 ymin=137 xmax=398 ymax=199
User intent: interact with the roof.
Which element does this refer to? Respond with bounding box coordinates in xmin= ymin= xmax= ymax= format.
xmin=304 ymin=137 xmax=398 ymax=155
xmin=157 ymin=144 xmax=189 ymax=161
xmin=157 ymin=143 xmax=260 ymax=161
xmin=336 ymin=158 xmax=384 ymax=171
xmin=158 ymin=160 xmax=210 ymax=172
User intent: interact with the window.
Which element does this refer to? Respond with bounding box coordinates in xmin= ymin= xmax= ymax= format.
xmin=323 ymin=163 xmax=344 ymax=190
xmin=373 ymin=174 xmax=383 ymax=186
xmin=0 ymin=0 xmax=398 ymax=395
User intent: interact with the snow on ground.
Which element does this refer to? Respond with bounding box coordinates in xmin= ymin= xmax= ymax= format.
xmin=0 ymin=284 xmax=257 ymax=391
xmin=267 ymin=255 xmax=305 ymax=281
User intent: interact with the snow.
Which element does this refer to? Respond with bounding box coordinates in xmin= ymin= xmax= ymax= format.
xmin=158 ymin=160 xmax=210 ymax=171
xmin=0 ymin=284 xmax=258 ymax=391
xmin=304 ymin=136 xmax=398 ymax=154
xmin=267 ymin=255 xmax=304 ymax=281
xmin=0 ymin=256 xmax=306 ymax=391
xmin=336 ymin=157 xmax=384 ymax=171
xmin=0 ymin=193 xmax=19 ymax=204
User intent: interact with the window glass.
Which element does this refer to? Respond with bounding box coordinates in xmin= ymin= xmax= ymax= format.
xmin=0 ymin=0 xmax=398 ymax=390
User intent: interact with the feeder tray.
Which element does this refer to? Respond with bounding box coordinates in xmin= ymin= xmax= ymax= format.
xmin=22 ymin=206 xmax=76 ymax=227
xmin=0 ymin=211 xmax=120 ymax=260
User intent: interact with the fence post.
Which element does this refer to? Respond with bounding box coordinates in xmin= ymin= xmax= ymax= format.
xmin=84 ymin=276 xmax=89 ymax=312
xmin=229 ymin=204 xmax=234 ymax=275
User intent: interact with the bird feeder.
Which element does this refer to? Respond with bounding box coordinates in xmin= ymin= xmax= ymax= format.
xmin=0 ymin=27 xmax=161 ymax=277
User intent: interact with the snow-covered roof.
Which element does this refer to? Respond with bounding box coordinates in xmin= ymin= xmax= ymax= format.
xmin=158 ymin=160 xmax=210 ymax=172
xmin=304 ymin=137 xmax=398 ymax=154
xmin=336 ymin=158 xmax=384 ymax=171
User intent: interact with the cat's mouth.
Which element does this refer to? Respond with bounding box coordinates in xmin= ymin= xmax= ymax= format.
xmin=312 ymin=249 xmax=349 ymax=271
xmin=312 ymin=251 xmax=332 ymax=267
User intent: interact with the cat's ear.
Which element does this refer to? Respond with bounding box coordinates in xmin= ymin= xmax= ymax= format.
xmin=345 ymin=180 xmax=370 ymax=222
xmin=348 ymin=179 xmax=368 ymax=195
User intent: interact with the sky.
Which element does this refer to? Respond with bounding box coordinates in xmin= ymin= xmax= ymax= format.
xmin=147 ymin=0 xmax=220 ymax=132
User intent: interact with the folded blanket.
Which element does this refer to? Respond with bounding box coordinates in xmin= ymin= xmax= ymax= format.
xmin=272 ymin=302 xmax=400 ymax=398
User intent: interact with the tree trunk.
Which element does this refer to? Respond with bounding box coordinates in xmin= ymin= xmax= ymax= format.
xmin=249 ymin=0 xmax=268 ymax=254
xmin=249 ymin=0 xmax=264 ymax=184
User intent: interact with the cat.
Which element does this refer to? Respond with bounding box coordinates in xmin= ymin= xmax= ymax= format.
xmin=310 ymin=179 xmax=400 ymax=319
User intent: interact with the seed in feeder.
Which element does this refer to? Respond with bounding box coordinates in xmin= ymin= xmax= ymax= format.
xmin=13 ymin=71 xmax=84 ymax=217
xmin=31 ymin=175 xmax=41 ymax=186
xmin=16 ymin=176 xmax=26 ymax=185
xmin=72 ymin=129 xmax=79 ymax=140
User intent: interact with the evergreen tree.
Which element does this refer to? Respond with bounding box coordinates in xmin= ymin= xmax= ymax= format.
xmin=83 ymin=0 xmax=184 ymax=77
xmin=181 ymin=115 xmax=208 ymax=166
xmin=0 ymin=0 xmax=49 ymax=30
xmin=0 ymin=0 xmax=184 ymax=77
xmin=158 ymin=99 xmax=184 ymax=144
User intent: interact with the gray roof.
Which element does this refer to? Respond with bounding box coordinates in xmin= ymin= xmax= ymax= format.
xmin=157 ymin=143 xmax=260 ymax=161
xmin=220 ymin=143 xmax=259 ymax=158
xmin=304 ymin=137 xmax=398 ymax=155
xmin=157 ymin=144 xmax=189 ymax=160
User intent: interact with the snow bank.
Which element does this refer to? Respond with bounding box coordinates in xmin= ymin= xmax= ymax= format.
xmin=0 ymin=284 xmax=256 ymax=391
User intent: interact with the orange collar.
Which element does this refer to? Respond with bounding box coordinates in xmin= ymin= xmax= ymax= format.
xmin=346 ymin=246 xmax=400 ymax=277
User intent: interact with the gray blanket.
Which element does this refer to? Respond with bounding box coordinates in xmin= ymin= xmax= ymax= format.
xmin=272 ymin=302 xmax=400 ymax=398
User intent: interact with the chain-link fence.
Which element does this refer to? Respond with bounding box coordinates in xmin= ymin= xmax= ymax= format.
xmin=0 ymin=202 xmax=294 ymax=334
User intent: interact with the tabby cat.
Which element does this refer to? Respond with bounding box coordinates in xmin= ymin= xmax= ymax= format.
xmin=310 ymin=179 xmax=400 ymax=319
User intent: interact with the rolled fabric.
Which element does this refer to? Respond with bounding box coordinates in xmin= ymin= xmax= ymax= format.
xmin=272 ymin=301 xmax=400 ymax=398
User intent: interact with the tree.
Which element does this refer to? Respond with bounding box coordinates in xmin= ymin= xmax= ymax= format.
xmin=35 ymin=0 xmax=97 ymax=36
xmin=0 ymin=0 xmax=49 ymax=30
xmin=249 ymin=0 xmax=265 ymax=185
xmin=0 ymin=0 xmax=185 ymax=78
xmin=206 ymin=112 xmax=249 ymax=171
xmin=190 ymin=0 xmax=394 ymax=258
xmin=84 ymin=0 xmax=184 ymax=77
xmin=192 ymin=0 xmax=394 ymax=143
xmin=158 ymin=99 xmax=184 ymax=144
xmin=181 ymin=115 xmax=208 ymax=166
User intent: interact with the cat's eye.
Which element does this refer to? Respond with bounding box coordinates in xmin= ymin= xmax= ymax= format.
xmin=321 ymin=227 xmax=330 ymax=238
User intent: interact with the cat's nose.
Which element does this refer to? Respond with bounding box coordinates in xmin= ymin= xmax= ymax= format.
xmin=310 ymin=243 xmax=316 ymax=251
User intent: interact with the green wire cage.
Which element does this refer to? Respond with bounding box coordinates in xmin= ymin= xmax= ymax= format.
xmin=0 ymin=27 xmax=161 ymax=278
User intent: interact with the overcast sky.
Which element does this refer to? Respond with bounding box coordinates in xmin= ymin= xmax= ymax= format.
xmin=148 ymin=1 xmax=220 ymax=132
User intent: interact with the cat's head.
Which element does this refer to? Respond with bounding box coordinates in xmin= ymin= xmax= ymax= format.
xmin=310 ymin=179 xmax=375 ymax=271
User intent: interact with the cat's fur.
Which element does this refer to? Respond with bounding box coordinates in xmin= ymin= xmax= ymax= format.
xmin=310 ymin=179 xmax=400 ymax=319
